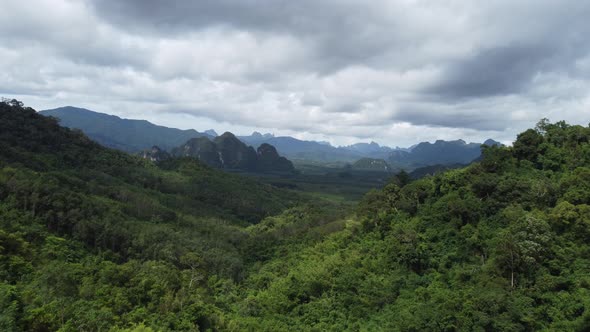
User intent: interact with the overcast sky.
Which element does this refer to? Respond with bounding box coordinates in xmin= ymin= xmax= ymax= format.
xmin=2 ymin=0 xmax=590 ymax=147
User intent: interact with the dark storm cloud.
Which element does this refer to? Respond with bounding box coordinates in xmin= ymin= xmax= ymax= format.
xmin=86 ymin=0 xmax=376 ymax=36
xmin=394 ymin=103 xmax=510 ymax=131
xmin=426 ymin=44 xmax=552 ymax=99
xmin=423 ymin=1 xmax=590 ymax=101
xmin=87 ymin=0 xmax=590 ymax=93
xmin=85 ymin=0 xmax=402 ymax=73
xmin=426 ymin=41 xmax=590 ymax=100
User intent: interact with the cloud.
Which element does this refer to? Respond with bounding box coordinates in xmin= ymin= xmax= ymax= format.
xmin=426 ymin=44 xmax=551 ymax=99
xmin=1 ymin=0 xmax=590 ymax=148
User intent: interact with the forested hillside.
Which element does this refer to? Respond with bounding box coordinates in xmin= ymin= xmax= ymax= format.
xmin=0 ymin=100 xmax=344 ymax=331
xmin=219 ymin=119 xmax=590 ymax=330
xmin=2 ymin=99 xmax=590 ymax=331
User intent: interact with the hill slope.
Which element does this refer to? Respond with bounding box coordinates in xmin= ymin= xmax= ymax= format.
xmin=0 ymin=100 xmax=328 ymax=331
xmin=218 ymin=120 xmax=590 ymax=330
xmin=5 ymin=99 xmax=589 ymax=331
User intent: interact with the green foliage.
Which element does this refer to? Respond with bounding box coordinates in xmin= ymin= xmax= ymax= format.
xmin=2 ymin=101 xmax=590 ymax=331
xmin=514 ymin=128 xmax=544 ymax=162
xmin=219 ymin=119 xmax=590 ymax=330
xmin=0 ymin=101 xmax=328 ymax=331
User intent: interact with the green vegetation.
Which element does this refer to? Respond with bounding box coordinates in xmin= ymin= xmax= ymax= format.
xmin=218 ymin=119 xmax=590 ymax=331
xmin=0 ymin=101 xmax=328 ymax=331
xmin=238 ymin=162 xmax=393 ymax=204
xmin=351 ymin=158 xmax=393 ymax=172
xmin=2 ymin=99 xmax=590 ymax=331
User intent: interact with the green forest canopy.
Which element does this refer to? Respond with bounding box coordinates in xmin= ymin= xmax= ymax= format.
xmin=1 ymin=100 xmax=590 ymax=331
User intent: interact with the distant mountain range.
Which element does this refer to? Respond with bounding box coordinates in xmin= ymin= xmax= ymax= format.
xmin=237 ymin=134 xmax=420 ymax=162
xmin=41 ymin=107 xmax=214 ymax=152
xmin=238 ymin=133 xmax=366 ymax=162
xmin=41 ymin=106 xmax=501 ymax=171
xmin=239 ymin=133 xmax=501 ymax=169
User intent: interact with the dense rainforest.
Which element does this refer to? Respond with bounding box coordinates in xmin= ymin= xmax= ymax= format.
xmin=1 ymin=100 xmax=590 ymax=331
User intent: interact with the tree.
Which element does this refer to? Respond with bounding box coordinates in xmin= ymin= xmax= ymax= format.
xmin=1 ymin=98 xmax=24 ymax=108
xmin=513 ymin=129 xmax=544 ymax=162
xmin=395 ymin=170 xmax=411 ymax=187
xmin=495 ymin=215 xmax=551 ymax=288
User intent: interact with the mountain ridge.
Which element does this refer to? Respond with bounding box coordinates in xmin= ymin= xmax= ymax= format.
xmin=41 ymin=106 xmax=501 ymax=169
xmin=40 ymin=106 xmax=213 ymax=152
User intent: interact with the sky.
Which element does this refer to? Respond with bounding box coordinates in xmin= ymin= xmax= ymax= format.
xmin=1 ymin=0 xmax=590 ymax=147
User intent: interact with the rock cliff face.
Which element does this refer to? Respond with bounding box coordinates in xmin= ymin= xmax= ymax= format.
xmin=257 ymin=143 xmax=295 ymax=172
xmin=171 ymin=137 xmax=222 ymax=168
xmin=141 ymin=146 xmax=170 ymax=162
xmin=172 ymin=133 xmax=294 ymax=173
xmin=214 ymin=132 xmax=259 ymax=171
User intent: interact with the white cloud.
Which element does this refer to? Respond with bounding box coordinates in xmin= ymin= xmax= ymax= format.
xmin=1 ymin=0 xmax=590 ymax=148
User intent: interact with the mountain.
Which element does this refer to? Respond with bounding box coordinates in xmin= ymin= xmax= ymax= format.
xmin=251 ymin=131 xmax=275 ymax=139
xmin=341 ymin=141 xmax=394 ymax=159
xmin=204 ymin=129 xmax=219 ymax=137
xmin=214 ymin=132 xmax=259 ymax=170
xmin=171 ymin=136 xmax=222 ymax=167
xmin=172 ymin=132 xmax=294 ymax=172
xmin=388 ymin=138 xmax=502 ymax=169
xmin=256 ymin=143 xmax=296 ymax=172
xmin=484 ymin=138 xmax=502 ymax=146
xmin=40 ymin=106 xmax=212 ymax=152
